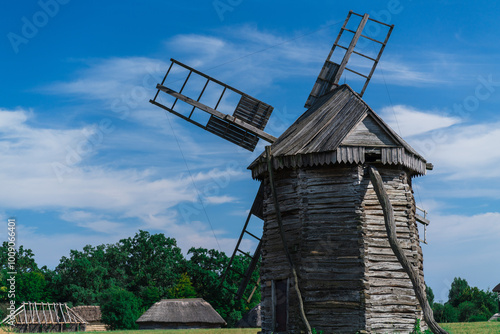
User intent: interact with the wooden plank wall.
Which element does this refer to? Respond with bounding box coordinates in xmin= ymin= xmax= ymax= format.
xmin=260 ymin=169 xmax=298 ymax=334
xmin=259 ymin=164 xmax=425 ymax=334
xmin=361 ymin=167 xmax=425 ymax=333
xmin=298 ymin=166 xmax=366 ymax=333
xmin=260 ymin=165 xmax=366 ymax=333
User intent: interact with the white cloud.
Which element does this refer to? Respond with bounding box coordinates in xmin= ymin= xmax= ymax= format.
xmin=60 ymin=211 xmax=126 ymax=234
xmin=429 ymin=212 xmax=500 ymax=244
xmin=410 ymin=121 xmax=500 ymax=179
xmin=204 ymin=195 xmax=237 ymax=205
xmin=377 ymin=59 xmax=443 ymax=86
xmin=0 ymin=108 xmax=30 ymax=130
xmin=0 ymin=107 xmax=250 ymax=266
xmin=377 ymin=104 xmax=500 ymax=181
xmin=44 ymin=57 xmax=167 ymax=101
xmin=380 ymin=105 xmax=461 ymax=137
xmin=0 ymin=108 xmax=244 ymax=222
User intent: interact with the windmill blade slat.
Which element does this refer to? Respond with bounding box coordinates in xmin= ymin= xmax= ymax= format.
xmin=151 ymin=59 xmax=275 ymax=151
xmin=305 ymin=11 xmax=394 ymax=108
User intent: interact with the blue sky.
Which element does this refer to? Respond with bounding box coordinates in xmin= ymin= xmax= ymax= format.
xmin=1 ymin=0 xmax=500 ymax=301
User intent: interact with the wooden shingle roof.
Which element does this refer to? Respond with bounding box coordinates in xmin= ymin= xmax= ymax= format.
xmin=493 ymin=283 xmax=500 ymax=292
xmin=249 ymin=84 xmax=428 ymax=178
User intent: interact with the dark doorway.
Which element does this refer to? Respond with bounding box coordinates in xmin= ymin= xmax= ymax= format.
xmin=274 ymin=279 xmax=288 ymax=332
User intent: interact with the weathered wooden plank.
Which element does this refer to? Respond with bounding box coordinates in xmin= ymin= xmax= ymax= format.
xmin=341 ymin=116 xmax=397 ymax=147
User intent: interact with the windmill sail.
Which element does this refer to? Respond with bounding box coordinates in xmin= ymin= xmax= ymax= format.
xmin=305 ymin=11 xmax=394 ymax=108
xmin=151 ymin=59 xmax=276 ymax=152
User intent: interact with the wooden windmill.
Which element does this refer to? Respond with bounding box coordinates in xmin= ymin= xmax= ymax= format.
xmin=150 ymin=11 xmax=446 ymax=334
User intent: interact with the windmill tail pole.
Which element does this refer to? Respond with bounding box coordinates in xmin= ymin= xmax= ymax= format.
xmin=266 ymin=146 xmax=312 ymax=334
xmin=368 ymin=166 xmax=448 ymax=334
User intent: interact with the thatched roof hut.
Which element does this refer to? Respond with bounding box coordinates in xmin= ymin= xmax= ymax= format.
xmin=71 ymin=306 xmax=101 ymax=323
xmin=493 ymin=283 xmax=500 ymax=293
xmin=136 ymin=298 xmax=226 ymax=330
xmin=71 ymin=306 xmax=106 ymax=331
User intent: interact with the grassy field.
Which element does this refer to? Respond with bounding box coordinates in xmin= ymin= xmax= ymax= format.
xmin=81 ymin=330 xmax=257 ymax=334
xmin=3 ymin=323 xmax=500 ymax=334
xmin=0 ymin=330 xmax=260 ymax=334
xmin=96 ymin=330 xmax=258 ymax=334
xmin=439 ymin=321 xmax=500 ymax=334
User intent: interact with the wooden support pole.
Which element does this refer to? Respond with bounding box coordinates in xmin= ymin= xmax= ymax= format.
xmin=368 ymin=165 xmax=448 ymax=334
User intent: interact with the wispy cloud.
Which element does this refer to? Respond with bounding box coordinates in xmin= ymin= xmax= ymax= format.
xmin=204 ymin=195 xmax=237 ymax=205
xmin=61 ymin=211 xmax=125 ymax=234
xmin=379 ymin=104 xmax=500 ymax=181
xmin=0 ymin=107 xmax=244 ymax=224
xmin=412 ymin=121 xmax=500 ymax=180
xmin=429 ymin=212 xmax=500 ymax=244
xmin=380 ymin=104 xmax=461 ymax=137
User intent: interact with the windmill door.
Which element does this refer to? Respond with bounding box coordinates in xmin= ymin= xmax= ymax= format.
xmin=274 ymin=279 xmax=288 ymax=332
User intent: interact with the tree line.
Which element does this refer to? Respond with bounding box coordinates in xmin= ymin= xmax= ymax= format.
xmin=1 ymin=230 xmax=498 ymax=327
xmin=427 ymin=277 xmax=498 ymax=323
xmin=0 ymin=230 xmax=260 ymax=329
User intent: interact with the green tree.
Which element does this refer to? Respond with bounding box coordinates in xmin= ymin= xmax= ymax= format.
xmin=0 ymin=244 xmax=53 ymax=303
xmin=442 ymin=303 xmax=459 ymax=323
xmin=119 ymin=230 xmax=184 ymax=296
xmin=100 ymin=287 xmax=141 ymax=330
xmin=426 ymin=285 xmax=435 ymax=308
xmin=0 ymin=243 xmax=38 ymax=273
xmin=51 ymin=244 xmax=116 ymax=305
xmin=138 ymin=286 xmax=161 ymax=310
xmin=167 ymin=273 xmax=197 ymax=299
xmin=429 ymin=277 xmax=499 ymax=323
xmin=185 ymin=247 xmax=260 ymax=327
xmin=432 ymin=302 xmax=444 ymax=323
xmin=448 ymin=277 xmax=470 ymax=307
xmin=15 ymin=271 xmax=50 ymax=303
xmin=457 ymin=301 xmax=477 ymax=322
xmin=50 ymin=231 xmax=185 ymax=306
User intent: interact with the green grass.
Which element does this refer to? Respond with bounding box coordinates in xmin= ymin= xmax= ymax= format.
xmin=439 ymin=321 xmax=500 ymax=334
xmin=77 ymin=322 xmax=499 ymax=334
xmin=52 ymin=330 xmax=259 ymax=334
xmin=4 ymin=322 xmax=500 ymax=334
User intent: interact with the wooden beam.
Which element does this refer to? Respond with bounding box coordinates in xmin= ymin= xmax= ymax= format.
xmin=331 ymin=13 xmax=370 ymax=87
xmin=359 ymin=23 xmax=394 ymax=96
xmin=156 ymin=84 xmax=277 ymax=143
xmin=415 ymin=213 xmax=430 ymax=226
xmin=236 ymin=240 xmax=262 ymax=301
